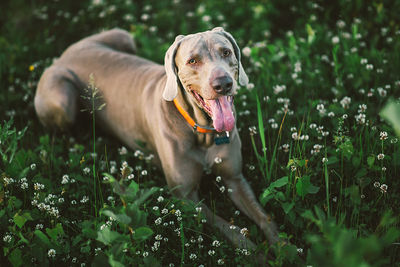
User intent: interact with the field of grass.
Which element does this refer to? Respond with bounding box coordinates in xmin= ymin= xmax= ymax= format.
xmin=1 ymin=0 xmax=400 ymax=266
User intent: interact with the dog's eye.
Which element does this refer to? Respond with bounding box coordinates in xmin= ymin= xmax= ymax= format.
xmin=222 ymin=49 xmax=231 ymax=57
xmin=188 ymin=58 xmax=198 ymax=65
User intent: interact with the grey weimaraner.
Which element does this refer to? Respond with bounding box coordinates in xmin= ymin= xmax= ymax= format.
xmin=34 ymin=28 xmax=280 ymax=249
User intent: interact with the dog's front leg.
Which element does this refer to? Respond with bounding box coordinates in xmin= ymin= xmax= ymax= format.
xmin=155 ymin=139 xmax=257 ymax=249
xmin=223 ymin=174 xmax=280 ymax=245
xmin=209 ymin=132 xmax=280 ymax=245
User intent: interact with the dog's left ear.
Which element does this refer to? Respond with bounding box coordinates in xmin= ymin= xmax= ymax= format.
xmin=212 ymin=27 xmax=249 ymax=86
xmin=163 ymin=35 xmax=185 ymax=101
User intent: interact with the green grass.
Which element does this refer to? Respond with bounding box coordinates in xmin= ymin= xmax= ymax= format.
xmin=1 ymin=0 xmax=400 ymax=266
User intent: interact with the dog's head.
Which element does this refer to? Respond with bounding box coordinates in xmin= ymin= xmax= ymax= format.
xmin=163 ymin=27 xmax=248 ymax=132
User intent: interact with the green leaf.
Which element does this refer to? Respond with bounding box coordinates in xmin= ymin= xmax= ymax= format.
xmin=46 ymin=223 xmax=65 ymax=241
xmin=270 ymin=176 xmax=288 ymax=189
xmin=301 ymin=209 xmax=317 ymax=223
xmin=97 ymin=227 xmax=121 ymax=245
xmin=14 ymin=212 xmax=33 ymax=228
xmin=296 ymin=176 xmax=319 ymax=196
xmin=34 ymin=230 xmax=52 ymax=247
xmin=18 ymin=232 xmax=29 ymax=245
xmin=380 ymin=100 xmax=400 ymax=136
xmin=9 ymin=248 xmax=23 ymax=267
xmin=259 ymin=189 xmax=274 ymax=206
xmin=126 ymin=203 xmax=147 ymax=228
xmin=367 ymin=155 xmax=375 ymax=167
xmin=108 ymin=254 xmax=125 ymax=267
xmin=101 ymin=209 xmax=132 ymax=225
xmin=296 ymin=176 xmax=310 ymax=197
xmin=282 ymin=202 xmax=295 ymax=214
xmin=339 ymin=139 xmax=354 ymax=160
xmin=133 ymin=226 xmax=153 ymax=242
xmin=352 ymin=156 xmax=361 ymax=168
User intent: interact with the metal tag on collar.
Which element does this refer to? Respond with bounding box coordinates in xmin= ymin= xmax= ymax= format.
xmin=214 ymin=131 xmax=230 ymax=145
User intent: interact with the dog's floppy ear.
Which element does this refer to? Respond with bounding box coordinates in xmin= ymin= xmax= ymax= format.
xmin=163 ymin=35 xmax=185 ymax=101
xmin=212 ymin=27 xmax=249 ymax=86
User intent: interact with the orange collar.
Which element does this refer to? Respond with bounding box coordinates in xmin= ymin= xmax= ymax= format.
xmin=173 ymin=98 xmax=215 ymax=134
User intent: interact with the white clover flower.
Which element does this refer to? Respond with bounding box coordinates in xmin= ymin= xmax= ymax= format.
xmin=118 ymin=146 xmax=128 ymax=155
xmin=380 ymin=184 xmax=388 ymax=193
xmin=208 ymin=250 xmax=216 ymax=256
xmin=30 ymin=163 xmax=36 ymax=170
xmin=229 ymin=225 xmax=236 ymax=230
xmin=61 ymin=174 xmax=69 ymax=184
xmin=141 ymin=13 xmax=150 ymax=21
xmin=142 ymin=251 xmax=149 ymax=257
xmin=153 ymin=206 xmax=159 ymax=211
xmin=273 ymin=84 xmax=287 ymax=94
xmin=212 ymin=240 xmax=221 ymax=247
xmin=216 ymin=176 xmax=222 ymax=183
xmin=242 ymin=47 xmax=251 ymax=57
xmin=198 ymin=235 xmax=203 ymax=243
xmin=34 ymin=183 xmax=45 ymax=190
xmin=219 ymin=186 xmax=225 ymax=193
xmin=358 ymin=104 xmax=367 ymax=113
xmin=322 ymin=157 xmax=328 ymax=163
xmin=380 ymin=131 xmax=388 ymax=140
xmin=366 ymin=64 xmax=374 ymax=70
xmin=246 ymin=83 xmax=255 ymax=90
xmin=157 ymin=196 xmax=164 ymax=202
xmin=141 ymin=170 xmax=148 ymax=176
xmin=161 ymin=208 xmax=168 ymax=214
xmin=189 ymin=253 xmax=197 ymax=260
xmin=377 ymin=87 xmax=387 ymax=97
xmin=195 ymin=207 xmax=202 ymax=213
xmin=331 ymin=36 xmax=340 ymax=44
xmin=355 ymin=113 xmax=366 ymax=125
xmin=155 ymin=234 xmax=162 ymax=241
xmin=175 ymin=209 xmax=181 ymax=217
xmin=214 ymin=157 xmax=222 ymax=164
xmin=83 ymin=167 xmax=90 ymax=175
xmin=292 ymin=132 xmax=299 ymax=140
xmin=36 ymin=224 xmax=44 ymax=230
xmin=282 ymin=144 xmax=289 ymax=153
xmin=21 ymin=182 xmax=29 ymax=190
xmin=3 ymin=234 xmax=12 ymax=243
xmin=377 ymin=153 xmax=385 ymax=160
xmin=48 ymin=249 xmax=56 ymax=258
xmin=340 ymin=96 xmax=351 ymax=109
xmin=217 ymin=259 xmax=225 ymax=265
xmin=240 ymin=227 xmax=249 ymax=236
xmin=80 ymin=196 xmax=89 ymax=203
xmin=155 ymin=217 xmax=162 ymax=225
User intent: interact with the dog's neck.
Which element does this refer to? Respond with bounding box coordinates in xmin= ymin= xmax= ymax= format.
xmin=175 ymin=85 xmax=217 ymax=147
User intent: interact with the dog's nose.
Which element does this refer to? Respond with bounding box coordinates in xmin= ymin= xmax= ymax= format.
xmin=211 ymin=76 xmax=233 ymax=94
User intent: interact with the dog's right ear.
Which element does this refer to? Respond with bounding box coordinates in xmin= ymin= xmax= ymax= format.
xmin=163 ymin=35 xmax=185 ymax=101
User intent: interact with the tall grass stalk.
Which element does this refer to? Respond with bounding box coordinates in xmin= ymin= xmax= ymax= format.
xmin=256 ymin=93 xmax=269 ymax=181
xmin=324 ymin=150 xmax=330 ymax=217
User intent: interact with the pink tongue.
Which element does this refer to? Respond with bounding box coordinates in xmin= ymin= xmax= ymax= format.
xmin=208 ymin=96 xmax=235 ymax=132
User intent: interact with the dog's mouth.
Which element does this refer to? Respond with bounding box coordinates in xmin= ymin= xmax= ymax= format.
xmin=191 ymin=90 xmax=235 ymax=132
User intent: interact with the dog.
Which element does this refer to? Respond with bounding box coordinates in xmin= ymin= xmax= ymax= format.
xmin=34 ymin=27 xmax=280 ymax=249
